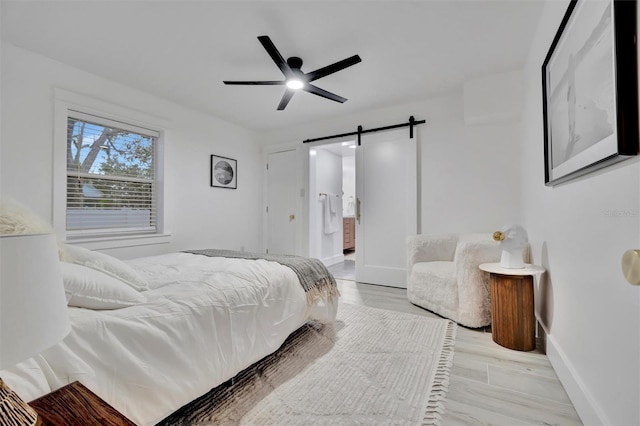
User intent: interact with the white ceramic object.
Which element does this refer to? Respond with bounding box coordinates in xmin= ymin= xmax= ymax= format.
xmin=493 ymin=224 xmax=528 ymax=269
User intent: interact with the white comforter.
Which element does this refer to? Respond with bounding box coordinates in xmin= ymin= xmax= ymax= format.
xmin=2 ymin=252 xmax=338 ymax=425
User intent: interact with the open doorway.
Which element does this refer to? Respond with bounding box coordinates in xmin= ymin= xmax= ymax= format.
xmin=308 ymin=140 xmax=356 ymax=280
xmin=308 ymin=128 xmax=416 ymax=287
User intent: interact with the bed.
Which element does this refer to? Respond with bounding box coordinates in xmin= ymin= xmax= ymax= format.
xmin=1 ymin=247 xmax=339 ymax=425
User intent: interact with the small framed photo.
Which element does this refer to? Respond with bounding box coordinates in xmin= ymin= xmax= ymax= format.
xmin=541 ymin=0 xmax=638 ymax=186
xmin=210 ymin=155 xmax=237 ymax=189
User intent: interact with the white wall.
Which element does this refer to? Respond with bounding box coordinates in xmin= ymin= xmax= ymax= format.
xmin=263 ymin=90 xmax=522 ymax=236
xmin=464 ymin=70 xmax=523 ymax=125
xmin=309 ymin=147 xmax=343 ymax=265
xmin=0 ymin=42 xmax=263 ymax=259
xmin=420 ymin=94 xmax=522 ymax=234
xmin=519 ymin=2 xmax=640 ymax=425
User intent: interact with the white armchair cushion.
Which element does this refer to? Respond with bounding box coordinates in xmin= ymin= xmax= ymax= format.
xmin=408 ymin=261 xmax=458 ymax=320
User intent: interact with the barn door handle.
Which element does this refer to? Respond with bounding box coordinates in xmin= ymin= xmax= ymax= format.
xmin=356 ymin=198 xmax=361 ymax=224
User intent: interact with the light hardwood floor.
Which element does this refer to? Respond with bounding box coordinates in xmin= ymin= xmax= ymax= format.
xmin=336 ymin=279 xmax=582 ymax=426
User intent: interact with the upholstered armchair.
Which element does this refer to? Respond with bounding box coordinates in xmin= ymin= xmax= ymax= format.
xmin=407 ymin=233 xmax=527 ymax=328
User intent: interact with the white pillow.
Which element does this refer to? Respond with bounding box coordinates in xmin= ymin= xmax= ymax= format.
xmin=61 ymin=262 xmax=146 ymax=310
xmin=62 ymin=244 xmax=149 ymax=291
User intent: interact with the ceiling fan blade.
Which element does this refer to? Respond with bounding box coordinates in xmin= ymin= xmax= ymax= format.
xmin=277 ymin=89 xmax=295 ymax=110
xmin=305 ymin=55 xmax=361 ymax=82
xmin=223 ymin=80 xmax=284 ymax=85
xmin=304 ymin=84 xmax=347 ymax=103
xmin=258 ymin=35 xmax=293 ymax=78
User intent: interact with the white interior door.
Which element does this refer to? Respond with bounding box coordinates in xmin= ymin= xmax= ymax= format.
xmin=266 ymin=149 xmax=298 ymax=255
xmin=355 ymin=129 xmax=417 ymax=287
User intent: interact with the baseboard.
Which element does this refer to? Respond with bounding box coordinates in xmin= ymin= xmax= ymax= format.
xmin=321 ymin=254 xmax=344 ymax=267
xmin=544 ymin=332 xmax=608 ymax=425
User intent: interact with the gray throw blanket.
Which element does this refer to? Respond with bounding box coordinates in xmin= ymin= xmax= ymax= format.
xmin=184 ymin=249 xmax=340 ymax=306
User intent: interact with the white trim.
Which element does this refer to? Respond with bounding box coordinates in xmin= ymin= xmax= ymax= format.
xmin=321 ymin=254 xmax=344 ymax=267
xmin=64 ymin=233 xmax=172 ymax=251
xmin=54 ymin=88 xmax=171 ymax=128
xmin=53 ymin=88 xmax=170 ymax=249
xmin=67 ymin=226 xmax=156 ymax=238
xmin=543 ymin=331 xmax=605 ymax=425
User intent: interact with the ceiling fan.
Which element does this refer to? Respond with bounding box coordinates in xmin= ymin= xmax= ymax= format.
xmin=223 ymin=35 xmax=361 ymax=111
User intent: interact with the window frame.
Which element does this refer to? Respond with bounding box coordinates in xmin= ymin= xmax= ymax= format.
xmin=53 ymin=89 xmax=170 ymax=249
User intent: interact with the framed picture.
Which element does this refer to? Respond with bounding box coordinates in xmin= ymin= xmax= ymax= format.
xmin=542 ymin=0 xmax=638 ymax=186
xmin=210 ymin=155 xmax=237 ymax=189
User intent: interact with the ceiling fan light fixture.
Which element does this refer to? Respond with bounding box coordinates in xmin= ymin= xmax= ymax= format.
xmin=223 ymin=36 xmax=361 ymax=110
xmin=286 ymin=79 xmax=304 ymax=90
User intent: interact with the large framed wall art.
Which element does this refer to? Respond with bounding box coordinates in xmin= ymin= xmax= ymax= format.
xmin=541 ymin=0 xmax=638 ymax=186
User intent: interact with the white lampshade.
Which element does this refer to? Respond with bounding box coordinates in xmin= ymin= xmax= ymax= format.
xmin=0 ymin=233 xmax=70 ymax=369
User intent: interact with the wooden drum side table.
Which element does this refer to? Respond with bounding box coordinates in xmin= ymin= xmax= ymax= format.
xmin=29 ymin=381 xmax=135 ymax=426
xmin=479 ymin=263 xmax=545 ymax=351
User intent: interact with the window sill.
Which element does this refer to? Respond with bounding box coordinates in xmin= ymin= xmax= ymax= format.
xmin=63 ymin=233 xmax=172 ymax=251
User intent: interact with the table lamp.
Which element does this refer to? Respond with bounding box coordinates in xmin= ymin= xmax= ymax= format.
xmin=0 ymin=233 xmax=71 ymax=425
xmin=493 ymin=224 xmax=528 ymax=269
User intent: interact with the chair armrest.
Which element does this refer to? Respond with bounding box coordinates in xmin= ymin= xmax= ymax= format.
xmin=453 ymin=238 xmax=502 ymax=326
xmin=453 ymin=238 xmax=502 ymax=273
xmin=406 ymin=233 xmax=458 ymax=270
xmin=454 ymin=239 xmax=532 ymax=275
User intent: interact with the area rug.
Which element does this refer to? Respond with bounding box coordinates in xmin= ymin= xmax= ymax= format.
xmin=158 ymin=303 xmax=456 ymax=425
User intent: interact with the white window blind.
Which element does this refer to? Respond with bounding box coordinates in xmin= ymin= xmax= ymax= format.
xmin=66 ymin=110 xmax=159 ymax=238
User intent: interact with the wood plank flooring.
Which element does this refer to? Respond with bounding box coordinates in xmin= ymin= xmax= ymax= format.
xmin=335 ymin=279 xmax=582 ymax=426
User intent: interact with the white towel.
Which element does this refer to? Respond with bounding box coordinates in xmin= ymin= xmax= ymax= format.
xmin=323 ymin=195 xmax=339 ymax=234
xmin=329 ymin=194 xmax=338 ymax=214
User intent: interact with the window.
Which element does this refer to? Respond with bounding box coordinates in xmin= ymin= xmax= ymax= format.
xmin=65 ymin=110 xmax=159 ymax=239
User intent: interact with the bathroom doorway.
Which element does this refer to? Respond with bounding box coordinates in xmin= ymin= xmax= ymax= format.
xmin=308 ymin=140 xmax=356 ymax=280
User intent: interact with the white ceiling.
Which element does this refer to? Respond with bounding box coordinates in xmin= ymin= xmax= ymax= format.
xmin=1 ymin=0 xmax=545 ymax=132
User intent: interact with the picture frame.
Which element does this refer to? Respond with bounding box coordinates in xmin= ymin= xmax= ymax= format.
xmin=542 ymin=0 xmax=638 ymax=186
xmin=210 ymin=155 xmax=237 ymax=189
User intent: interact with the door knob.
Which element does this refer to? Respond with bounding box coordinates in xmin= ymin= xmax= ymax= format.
xmin=289 ymin=214 xmax=295 ymax=221
xmin=356 ymin=198 xmax=361 ymax=224
xmin=622 ymin=249 xmax=640 ymax=285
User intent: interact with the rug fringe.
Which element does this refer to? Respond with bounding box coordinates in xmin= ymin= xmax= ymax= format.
xmin=422 ymin=319 xmax=457 ymax=426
